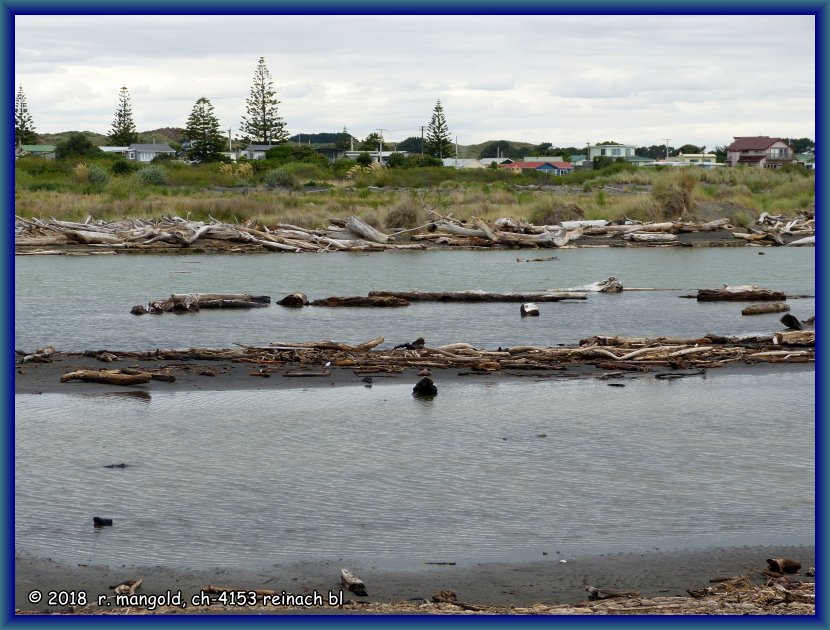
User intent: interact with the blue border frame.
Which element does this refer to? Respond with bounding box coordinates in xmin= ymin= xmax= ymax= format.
xmin=4 ymin=2 xmax=825 ymax=628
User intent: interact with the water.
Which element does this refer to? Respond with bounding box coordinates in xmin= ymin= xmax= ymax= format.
xmin=13 ymin=248 xmax=816 ymax=570
xmin=14 ymin=248 xmax=815 ymax=351
xmin=14 ymin=369 xmax=815 ymax=569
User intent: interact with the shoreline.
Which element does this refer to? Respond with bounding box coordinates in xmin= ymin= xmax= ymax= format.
xmin=14 ymin=544 xmax=815 ymax=615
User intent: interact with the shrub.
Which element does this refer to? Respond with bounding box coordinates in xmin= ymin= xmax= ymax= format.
xmin=264 ymin=168 xmax=297 ymax=189
xmin=137 ymin=165 xmax=169 ymax=186
xmin=527 ymin=197 xmax=585 ymax=225
xmin=87 ymin=164 xmax=109 ymax=185
xmin=385 ymin=196 xmax=426 ymax=228
xmin=72 ymin=162 xmax=89 ymax=184
xmin=111 ymin=160 xmax=134 ymax=175
xmin=651 ymin=172 xmax=698 ymax=218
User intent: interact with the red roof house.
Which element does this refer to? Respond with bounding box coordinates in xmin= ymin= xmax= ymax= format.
xmin=725 ymin=137 xmax=796 ymax=168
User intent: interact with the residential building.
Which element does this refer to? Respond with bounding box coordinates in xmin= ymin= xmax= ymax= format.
xmin=499 ymin=161 xmax=573 ymax=175
xmin=343 ymin=150 xmax=409 ymax=165
xmin=17 ymin=144 xmax=56 ymax=159
xmin=795 ymin=153 xmax=816 ymax=170
xmin=442 ymin=158 xmax=486 ymax=169
xmin=725 ymin=136 xmax=796 ymax=168
xmin=242 ymin=144 xmax=277 ymax=160
xmin=587 ymin=143 xmax=636 ymax=160
xmin=99 ymin=146 xmax=130 ymax=157
xmin=523 ymin=156 xmax=563 ymax=163
xmin=479 ymin=157 xmax=514 ymax=166
xmin=672 ymin=152 xmax=718 ymax=165
xmin=127 ymin=142 xmax=176 ymax=162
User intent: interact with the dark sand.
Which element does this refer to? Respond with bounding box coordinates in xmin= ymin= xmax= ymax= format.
xmin=14 ymin=545 xmax=815 ymax=614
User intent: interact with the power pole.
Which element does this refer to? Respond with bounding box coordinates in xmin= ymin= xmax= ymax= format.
xmin=663 ymin=138 xmax=671 ymax=159
xmin=420 ymin=125 xmax=425 ymax=154
xmin=377 ymin=128 xmax=386 ymax=164
xmin=228 ymin=127 xmax=232 ymax=153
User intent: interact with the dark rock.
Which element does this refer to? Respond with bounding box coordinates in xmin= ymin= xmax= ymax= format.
xmin=412 ymin=377 xmax=437 ymax=397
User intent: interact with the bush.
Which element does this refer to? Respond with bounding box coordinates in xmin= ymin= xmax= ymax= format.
xmin=87 ymin=164 xmax=109 ymax=185
xmin=111 ymin=160 xmax=134 ymax=175
xmin=651 ymin=172 xmax=698 ymax=218
xmin=355 ymin=152 xmax=373 ymax=167
xmin=527 ymin=197 xmax=585 ymax=225
xmin=385 ymin=196 xmax=426 ymax=228
xmin=136 ymin=165 xmax=169 ymax=186
xmin=263 ymin=168 xmax=297 ymax=189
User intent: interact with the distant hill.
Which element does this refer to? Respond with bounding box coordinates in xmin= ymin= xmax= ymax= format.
xmin=37 ymin=127 xmax=186 ymax=147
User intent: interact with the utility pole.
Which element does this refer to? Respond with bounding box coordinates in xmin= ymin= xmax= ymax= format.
xmin=377 ymin=128 xmax=385 ymax=164
xmin=455 ymin=136 xmax=458 ymax=167
xmin=663 ymin=138 xmax=671 ymax=159
xmin=420 ymin=125 xmax=425 ymax=154
xmin=228 ymin=127 xmax=232 ymax=153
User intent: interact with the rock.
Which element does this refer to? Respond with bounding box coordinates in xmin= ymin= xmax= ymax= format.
xmin=520 ymin=302 xmax=540 ymax=317
xmin=413 ymin=377 xmax=438 ymax=397
xmin=276 ymin=292 xmax=308 ymax=308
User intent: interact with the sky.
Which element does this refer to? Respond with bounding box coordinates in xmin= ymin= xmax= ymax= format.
xmin=14 ymin=14 xmax=815 ymax=149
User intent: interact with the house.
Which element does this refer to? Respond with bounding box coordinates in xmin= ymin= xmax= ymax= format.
xmin=99 ymin=146 xmax=130 ymax=157
xmin=672 ymin=152 xmax=718 ymax=165
xmin=725 ymin=136 xmax=796 ymax=169
xmin=17 ymin=144 xmax=56 ymax=159
xmin=442 ymin=158 xmax=486 ymax=169
xmin=479 ymin=157 xmax=514 ymax=166
xmin=523 ymin=155 xmax=564 ymax=163
xmin=587 ymin=143 xmax=637 ymax=160
xmin=242 ymin=144 xmax=278 ymax=160
xmin=795 ymin=153 xmax=816 ymax=170
xmin=127 ymin=143 xmax=176 ymax=162
xmin=625 ymin=155 xmax=657 ymax=167
xmin=343 ymin=150 xmax=409 ymax=165
xmin=499 ymin=161 xmax=573 ymax=175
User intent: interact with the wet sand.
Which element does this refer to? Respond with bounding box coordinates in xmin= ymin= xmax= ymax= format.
xmin=14 ymin=544 xmax=815 ymax=614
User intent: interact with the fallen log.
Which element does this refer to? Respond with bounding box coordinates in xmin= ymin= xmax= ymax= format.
xmin=786 ymin=236 xmax=815 ymax=247
xmin=742 ymin=303 xmax=790 ymax=316
xmin=774 ymin=330 xmax=814 ymax=346
xmin=696 ymin=286 xmax=786 ymax=302
xmin=309 ymin=296 xmax=410 ymax=307
xmin=623 ymin=232 xmax=678 ymax=242
xmin=345 ymin=215 xmax=391 ymax=244
xmin=340 ymin=569 xmax=368 ymax=596
xmin=367 ymin=290 xmax=587 ymax=302
xmin=60 ymin=369 xmax=152 ymax=385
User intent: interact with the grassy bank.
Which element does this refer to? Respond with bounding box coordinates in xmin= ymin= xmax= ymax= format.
xmin=14 ymin=156 xmax=814 ymax=231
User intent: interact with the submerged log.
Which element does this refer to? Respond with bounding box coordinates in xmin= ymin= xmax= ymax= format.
xmin=61 ymin=369 xmax=151 ymax=385
xmin=309 ymin=296 xmax=410 ymax=307
xmin=696 ymin=286 xmax=786 ymax=302
xmin=742 ymin=303 xmax=790 ymax=316
xmin=367 ymin=290 xmax=587 ymax=302
xmin=276 ymin=292 xmax=308 ymax=308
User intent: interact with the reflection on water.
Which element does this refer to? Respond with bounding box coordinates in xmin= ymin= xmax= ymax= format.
xmin=15 ymin=368 xmax=814 ymax=569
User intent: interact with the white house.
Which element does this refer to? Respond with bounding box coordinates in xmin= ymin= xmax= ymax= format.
xmin=127 ymin=143 xmax=176 ymax=162
xmin=587 ymin=144 xmax=637 ymax=160
xmin=99 ymin=146 xmax=130 ymax=157
xmin=442 ymin=158 xmax=486 ymax=169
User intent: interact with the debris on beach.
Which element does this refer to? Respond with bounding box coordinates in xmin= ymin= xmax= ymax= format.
xmin=695 ymin=285 xmax=787 ymax=302
xmin=131 ymin=293 xmax=271 ymax=315
xmin=340 ymin=568 xmax=368 ymax=596
xmin=742 ymin=303 xmax=790 ymax=316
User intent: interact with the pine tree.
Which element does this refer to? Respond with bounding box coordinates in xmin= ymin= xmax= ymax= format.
xmin=424 ymin=99 xmax=454 ymax=159
xmin=108 ymin=86 xmax=139 ymax=146
xmin=240 ymin=57 xmax=287 ymax=145
xmin=185 ymin=97 xmax=225 ymax=163
xmin=15 ymin=86 xmax=38 ymax=146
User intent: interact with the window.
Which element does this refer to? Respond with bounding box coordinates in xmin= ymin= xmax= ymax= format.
xmin=129 ymin=152 xmax=135 ymax=160
xmin=612 ymin=148 xmax=621 ymax=156
xmin=626 ymin=148 xmax=632 ymax=156
xmin=601 ymin=148 xmax=607 ymax=156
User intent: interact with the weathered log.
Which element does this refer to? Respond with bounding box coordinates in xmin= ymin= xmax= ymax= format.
xmin=196 ymin=299 xmax=269 ymax=309
xmin=309 ymin=296 xmax=410 ymax=307
xmin=21 ymin=346 xmax=56 ymax=363
xmin=66 ymin=229 xmax=123 ymax=244
xmin=774 ymin=330 xmax=814 ymax=346
xmin=696 ymin=286 xmax=786 ymax=302
xmin=520 ymin=302 xmax=540 ymax=316
xmin=623 ymin=232 xmax=678 ymax=242
xmin=560 ymin=277 xmax=623 ymax=293
xmin=170 ymin=293 xmax=270 ymax=304
xmin=345 ymin=215 xmax=391 ymax=244
xmin=367 ymin=290 xmax=587 ymax=302
xmin=433 ymin=221 xmax=487 ymax=238
xmin=60 ymin=369 xmax=152 ymax=385
xmin=283 ymin=369 xmax=332 ymax=377
xmin=276 ymin=292 xmax=309 ymax=307
xmin=786 ymin=236 xmax=815 ymax=247
xmin=742 ymin=303 xmax=790 ymax=316
xmin=340 ymin=569 xmax=368 ymax=596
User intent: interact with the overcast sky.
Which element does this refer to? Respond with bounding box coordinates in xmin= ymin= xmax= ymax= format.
xmin=14 ymin=14 xmax=815 ymax=148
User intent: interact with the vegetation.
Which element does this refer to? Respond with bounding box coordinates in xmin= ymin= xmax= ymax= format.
xmin=185 ymin=97 xmax=226 ymax=163
xmin=240 ymin=57 xmax=287 ymax=144
xmin=15 ymin=86 xmax=38 ymax=145
xmin=108 ymin=86 xmax=139 ymax=146
xmin=56 ymin=132 xmax=103 ymax=160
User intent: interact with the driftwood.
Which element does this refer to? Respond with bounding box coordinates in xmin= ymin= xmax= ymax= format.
xmin=134 ymin=293 xmax=270 ymax=314
xmin=309 ymin=296 xmax=410 ymax=307
xmin=340 ymin=569 xmax=368 ymax=596
xmin=60 ymin=369 xmax=151 ymax=385
xmin=367 ymin=290 xmax=587 ymax=302
xmin=345 ymin=215 xmax=391 ymax=244
xmin=742 ymin=303 xmax=790 ymax=316
xmin=697 ymin=285 xmax=786 ymax=302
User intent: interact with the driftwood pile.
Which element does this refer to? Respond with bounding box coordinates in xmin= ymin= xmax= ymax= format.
xmin=32 ymin=329 xmax=815 ymax=387
xmin=131 ymin=293 xmax=271 ymax=315
xmin=15 ymin=211 xmax=815 ymax=255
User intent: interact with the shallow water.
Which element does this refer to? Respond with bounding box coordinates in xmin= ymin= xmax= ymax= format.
xmin=14 ymin=247 xmax=815 ymax=351
xmin=15 ymin=368 xmax=814 ymax=570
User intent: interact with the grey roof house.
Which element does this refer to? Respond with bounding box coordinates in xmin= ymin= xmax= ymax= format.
xmin=127 ymin=143 xmax=176 ymax=162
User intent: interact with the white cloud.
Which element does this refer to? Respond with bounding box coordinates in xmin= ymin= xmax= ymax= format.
xmin=13 ymin=14 xmax=815 ymax=147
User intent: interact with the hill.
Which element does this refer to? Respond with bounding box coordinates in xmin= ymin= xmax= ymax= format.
xmin=37 ymin=128 xmax=186 ymax=147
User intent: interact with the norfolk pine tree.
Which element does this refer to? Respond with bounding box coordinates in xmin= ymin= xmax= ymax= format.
xmin=424 ymin=99 xmax=454 ymax=159
xmin=185 ymin=97 xmax=226 ymax=163
xmin=15 ymin=86 xmax=38 ymax=146
xmin=108 ymin=86 xmax=139 ymax=146
xmin=240 ymin=57 xmax=288 ymax=144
